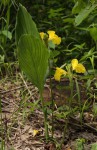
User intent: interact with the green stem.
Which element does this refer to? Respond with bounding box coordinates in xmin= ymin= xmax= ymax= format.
xmin=96 ymin=42 xmax=97 ymax=51
xmin=75 ymin=78 xmax=82 ymax=125
xmin=50 ymin=74 xmax=54 ymax=138
xmin=69 ymin=76 xmax=73 ymax=109
xmin=60 ymin=119 xmax=68 ymax=149
xmin=49 ymin=60 xmax=54 ymax=138
xmin=40 ymin=90 xmax=49 ymax=142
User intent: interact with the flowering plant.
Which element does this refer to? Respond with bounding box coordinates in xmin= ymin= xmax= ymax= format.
xmin=54 ymin=59 xmax=86 ymax=81
xmin=40 ymin=30 xmax=61 ymax=45
xmin=16 ymin=4 xmax=87 ymax=143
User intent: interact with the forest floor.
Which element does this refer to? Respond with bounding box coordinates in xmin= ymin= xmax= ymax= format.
xmin=0 ymin=73 xmax=97 ymax=150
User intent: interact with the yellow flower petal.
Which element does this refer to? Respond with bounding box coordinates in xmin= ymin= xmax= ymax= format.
xmin=47 ymin=30 xmax=55 ymax=39
xmin=54 ymin=67 xmax=67 ymax=81
xmin=75 ymin=63 xmax=86 ymax=73
xmin=47 ymin=30 xmax=61 ymax=45
xmin=40 ymin=32 xmax=45 ymax=40
xmin=71 ymin=59 xmax=78 ymax=70
xmin=52 ymin=35 xmax=61 ymax=45
xmin=33 ymin=129 xmax=39 ymax=137
xmin=71 ymin=59 xmax=86 ymax=73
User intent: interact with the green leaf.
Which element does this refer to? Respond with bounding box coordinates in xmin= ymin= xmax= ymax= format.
xmin=0 ymin=55 xmax=4 ymax=65
xmin=93 ymin=103 xmax=97 ymax=117
xmin=50 ymin=50 xmax=60 ymax=59
xmin=48 ymin=8 xmax=64 ymax=18
xmin=91 ymin=143 xmax=97 ymax=150
xmin=63 ymin=18 xmax=74 ymax=24
xmin=0 ymin=30 xmax=12 ymax=40
xmin=18 ymin=34 xmax=49 ymax=91
xmin=89 ymin=27 xmax=97 ymax=42
xmin=48 ymin=40 xmax=55 ymax=49
xmin=72 ymin=1 xmax=85 ymax=14
xmin=80 ymin=47 xmax=96 ymax=62
xmin=1 ymin=0 xmax=10 ymax=6
xmin=15 ymin=4 xmax=40 ymax=45
xmin=76 ymin=138 xmax=85 ymax=150
xmin=75 ymin=4 xmax=97 ymax=26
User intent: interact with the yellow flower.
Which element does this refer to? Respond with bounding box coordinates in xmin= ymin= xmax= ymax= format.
xmin=47 ymin=31 xmax=55 ymax=39
xmin=47 ymin=30 xmax=61 ymax=45
xmin=71 ymin=59 xmax=86 ymax=73
xmin=71 ymin=59 xmax=78 ymax=70
xmin=54 ymin=67 xmax=67 ymax=81
xmin=75 ymin=63 xmax=86 ymax=73
xmin=40 ymin=32 xmax=45 ymax=40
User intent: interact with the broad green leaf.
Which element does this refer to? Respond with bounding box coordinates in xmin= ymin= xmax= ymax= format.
xmin=18 ymin=34 xmax=49 ymax=91
xmin=15 ymin=4 xmax=40 ymax=45
xmin=75 ymin=4 xmax=97 ymax=26
xmin=89 ymin=27 xmax=97 ymax=42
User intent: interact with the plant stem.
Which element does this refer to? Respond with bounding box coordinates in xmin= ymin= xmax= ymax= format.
xmin=60 ymin=118 xmax=68 ymax=149
xmin=75 ymin=78 xmax=81 ymax=109
xmin=48 ymin=59 xmax=54 ymax=138
xmin=69 ymin=76 xmax=73 ymax=109
xmin=75 ymin=78 xmax=83 ymax=126
xmin=40 ymin=90 xmax=49 ymax=142
xmin=50 ymin=73 xmax=54 ymax=138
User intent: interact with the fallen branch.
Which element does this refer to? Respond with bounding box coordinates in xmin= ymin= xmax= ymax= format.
xmin=0 ymin=83 xmax=33 ymax=94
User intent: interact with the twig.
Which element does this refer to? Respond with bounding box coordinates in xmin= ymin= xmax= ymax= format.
xmin=55 ymin=116 xmax=97 ymax=135
xmin=69 ymin=116 xmax=97 ymax=135
xmin=19 ymin=73 xmax=36 ymax=101
xmin=0 ymin=83 xmax=32 ymax=94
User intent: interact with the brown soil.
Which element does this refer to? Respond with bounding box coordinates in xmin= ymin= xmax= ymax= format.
xmin=0 ymin=74 xmax=97 ymax=150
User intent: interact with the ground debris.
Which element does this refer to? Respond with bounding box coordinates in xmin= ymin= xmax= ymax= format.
xmin=0 ymin=76 xmax=97 ymax=150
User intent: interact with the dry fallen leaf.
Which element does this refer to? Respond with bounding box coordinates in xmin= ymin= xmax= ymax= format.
xmin=25 ymin=147 xmax=30 ymax=150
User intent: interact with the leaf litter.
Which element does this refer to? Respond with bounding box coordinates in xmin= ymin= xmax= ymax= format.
xmin=0 ymin=74 xmax=97 ymax=150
